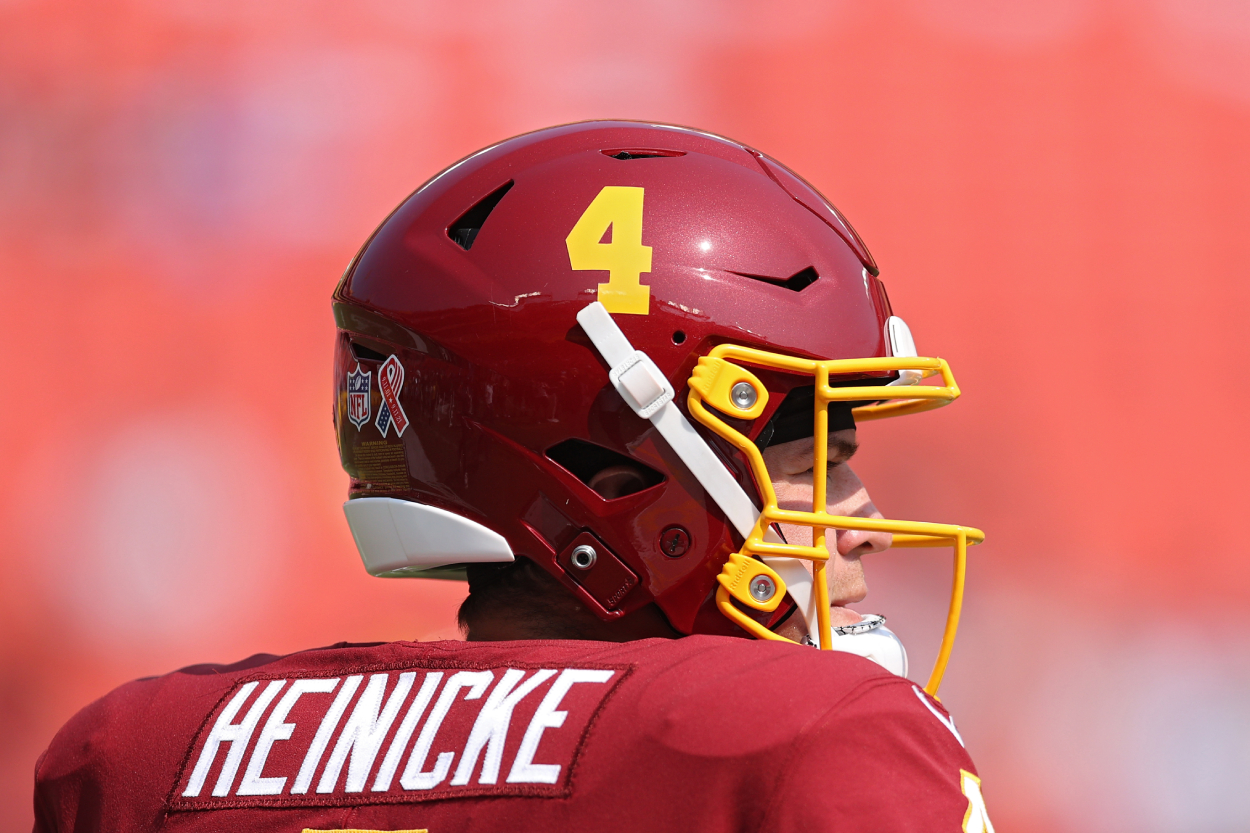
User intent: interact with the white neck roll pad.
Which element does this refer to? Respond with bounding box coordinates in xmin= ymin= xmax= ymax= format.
xmin=825 ymin=620 xmax=909 ymax=678
xmin=344 ymin=497 xmax=514 ymax=577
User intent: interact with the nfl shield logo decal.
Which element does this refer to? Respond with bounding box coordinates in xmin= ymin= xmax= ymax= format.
xmin=346 ymin=364 xmax=371 ymax=430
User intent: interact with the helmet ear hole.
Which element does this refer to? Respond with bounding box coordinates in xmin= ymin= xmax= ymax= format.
xmin=546 ymin=439 xmax=664 ymax=500
xmin=586 ymin=465 xmax=650 ymax=500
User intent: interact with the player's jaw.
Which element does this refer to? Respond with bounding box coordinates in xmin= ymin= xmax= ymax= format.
xmin=763 ymin=430 xmax=892 ymax=629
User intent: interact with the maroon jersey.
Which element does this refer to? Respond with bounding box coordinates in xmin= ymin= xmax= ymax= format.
xmin=34 ymin=636 xmax=990 ymax=832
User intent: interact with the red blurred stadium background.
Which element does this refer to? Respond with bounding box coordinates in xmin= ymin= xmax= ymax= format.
xmin=3 ymin=1 xmax=1249 ymax=829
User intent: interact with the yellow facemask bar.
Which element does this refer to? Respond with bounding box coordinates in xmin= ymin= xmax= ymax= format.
xmin=687 ymin=343 xmax=985 ymax=696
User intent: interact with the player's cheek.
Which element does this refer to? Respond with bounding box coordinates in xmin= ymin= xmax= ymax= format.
xmin=825 ymin=467 xmax=874 ymax=516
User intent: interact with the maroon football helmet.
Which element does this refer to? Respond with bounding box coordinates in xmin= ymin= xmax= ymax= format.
xmin=332 ymin=121 xmax=981 ymax=689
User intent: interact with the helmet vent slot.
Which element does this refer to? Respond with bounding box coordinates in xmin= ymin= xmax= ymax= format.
xmin=448 ymin=180 xmax=514 ymax=250
xmin=350 ymin=341 xmax=388 ymax=362
xmin=602 ymin=148 xmax=686 ymax=160
xmin=546 ymin=439 xmax=664 ymax=500
xmin=732 ymin=266 xmax=820 ymax=293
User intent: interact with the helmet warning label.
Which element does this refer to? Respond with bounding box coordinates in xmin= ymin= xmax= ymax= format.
xmin=350 ymin=441 xmax=409 ymax=490
xmin=171 ymin=665 xmax=624 ymax=810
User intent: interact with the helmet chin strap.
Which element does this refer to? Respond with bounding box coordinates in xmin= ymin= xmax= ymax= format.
xmin=576 ymin=302 xmax=905 ymax=671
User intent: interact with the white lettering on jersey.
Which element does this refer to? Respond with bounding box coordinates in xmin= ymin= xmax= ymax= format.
xmin=961 ymin=769 xmax=995 ymax=832
xmin=451 ymin=668 xmax=558 ymax=786
xmin=183 ymin=679 xmax=286 ymax=798
xmin=508 ymin=669 xmax=614 ymax=784
xmin=912 ymin=685 xmax=965 ymax=747
xmin=371 ymin=671 xmax=443 ymax=792
xmin=291 ymin=674 xmax=362 ymax=794
xmin=174 ymin=664 xmax=623 ymax=808
xmin=318 ymin=672 xmax=416 ymax=794
xmin=401 ymin=670 xmax=494 ymax=790
xmin=238 ymin=678 xmax=339 ymax=796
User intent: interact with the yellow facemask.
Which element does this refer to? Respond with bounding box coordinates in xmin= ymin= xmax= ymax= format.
xmin=687 ymin=343 xmax=985 ymax=696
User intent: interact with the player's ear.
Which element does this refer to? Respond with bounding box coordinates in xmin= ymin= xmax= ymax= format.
xmin=587 ymin=464 xmax=652 ymax=499
xmin=546 ymin=439 xmax=663 ymax=501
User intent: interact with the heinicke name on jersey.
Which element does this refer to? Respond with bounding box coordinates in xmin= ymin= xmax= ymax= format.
xmin=170 ymin=664 xmax=624 ymax=810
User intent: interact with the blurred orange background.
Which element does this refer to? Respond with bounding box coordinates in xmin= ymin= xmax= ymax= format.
xmin=4 ymin=1 xmax=1249 ymax=830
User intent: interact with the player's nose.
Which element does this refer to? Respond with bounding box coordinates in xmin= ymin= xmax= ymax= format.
xmin=835 ymin=510 xmax=893 ymax=558
xmin=829 ymin=467 xmax=892 ymax=557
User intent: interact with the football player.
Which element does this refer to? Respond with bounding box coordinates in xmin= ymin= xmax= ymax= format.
xmin=35 ymin=121 xmax=994 ymax=832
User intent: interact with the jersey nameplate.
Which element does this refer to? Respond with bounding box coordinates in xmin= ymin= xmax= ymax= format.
xmin=170 ymin=663 xmax=625 ymax=810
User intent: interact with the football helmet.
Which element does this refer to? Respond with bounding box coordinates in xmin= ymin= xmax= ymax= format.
xmin=332 ymin=121 xmax=982 ymax=694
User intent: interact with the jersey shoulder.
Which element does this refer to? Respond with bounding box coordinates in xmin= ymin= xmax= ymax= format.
xmin=758 ymin=674 xmax=985 ymax=832
xmin=421 ymin=633 xmax=962 ymax=758
xmin=576 ymin=636 xmax=984 ymax=832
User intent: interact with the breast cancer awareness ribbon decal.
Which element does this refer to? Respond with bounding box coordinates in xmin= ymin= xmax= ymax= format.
xmin=374 ymin=354 xmax=410 ymax=438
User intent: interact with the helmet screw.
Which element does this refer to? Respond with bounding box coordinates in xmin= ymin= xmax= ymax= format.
xmin=750 ymin=574 xmax=776 ymax=602
xmin=731 ymin=381 xmax=757 ymax=410
xmin=570 ymin=545 xmax=597 ymax=570
xmin=659 ymin=526 xmax=690 ymax=557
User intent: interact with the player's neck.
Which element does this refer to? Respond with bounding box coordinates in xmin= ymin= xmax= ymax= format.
xmin=463 ymin=602 xmax=683 ymax=643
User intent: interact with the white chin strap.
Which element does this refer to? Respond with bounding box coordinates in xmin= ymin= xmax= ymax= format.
xmin=577 ymin=302 xmax=907 ymax=674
